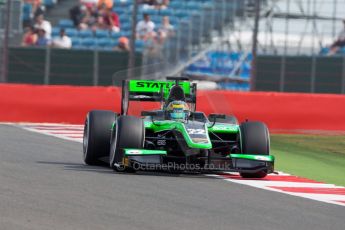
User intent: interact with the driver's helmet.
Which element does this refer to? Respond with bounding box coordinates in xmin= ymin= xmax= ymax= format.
xmin=166 ymin=100 xmax=190 ymax=121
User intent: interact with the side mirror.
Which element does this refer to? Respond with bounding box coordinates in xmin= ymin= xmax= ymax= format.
xmin=141 ymin=111 xmax=159 ymax=117
xmin=209 ymin=113 xmax=226 ymax=121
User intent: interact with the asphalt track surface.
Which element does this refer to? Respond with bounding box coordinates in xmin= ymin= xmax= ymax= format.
xmin=0 ymin=125 xmax=344 ymax=230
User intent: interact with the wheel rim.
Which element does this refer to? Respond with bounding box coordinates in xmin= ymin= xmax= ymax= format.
xmin=83 ymin=119 xmax=88 ymax=159
xmin=110 ymin=121 xmax=119 ymax=166
xmin=110 ymin=121 xmax=126 ymax=171
xmin=111 ymin=139 xmax=126 ymax=172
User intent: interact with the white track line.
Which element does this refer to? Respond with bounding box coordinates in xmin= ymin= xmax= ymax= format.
xmin=17 ymin=124 xmax=84 ymax=143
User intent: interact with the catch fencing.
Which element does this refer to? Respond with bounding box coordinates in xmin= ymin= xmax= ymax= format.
xmin=7 ymin=47 xmax=143 ymax=86
xmin=255 ymin=55 xmax=345 ymax=94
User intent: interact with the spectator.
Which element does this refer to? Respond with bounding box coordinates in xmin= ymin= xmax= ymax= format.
xmin=34 ymin=14 xmax=52 ymax=39
xmin=51 ymin=29 xmax=72 ymax=49
xmin=155 ymin=0 xmax=169 ymax=10
xmin=26 ymin=0 xmax=45 ymax=18
xmin=82 ymin=0 xmax=98 ymax=6
xmin=114 ymin=37 xmax=130 ymax=52
xmin=70 ymin=0 xmax=86 ymax=27
xmin=103 ymin=8 xmax=120 ymax=32
xmin=140 ymin=0 xmax=169 ymax=9
xmin=97 ymin=0 xmax=113 ymax=9
xmin=146 ymin=31 xmax=159 ymax=50
xmin=92 ymin=16 xmax=109 ymax=31
xmin=78 ymin=5 xmax=98 ymax=30
xmin=328 ymin=19 xmax=345 ymax=55
xmin=145 ymin=31 xmax=164 ymax=61
xmin=140 ymin=0 xmax=157 ymax=9
xmin=136 ymin=13 xmax=155 ymax=40
xmin=35 ymin=28 xmax=50 ymax=47
xmin=21 ymin=26 xmax=38 ymax=47
xmin=141 ymin=0 xmax=156 ymax=5
xmin=157 ymin=16 xmax=174 ymax=41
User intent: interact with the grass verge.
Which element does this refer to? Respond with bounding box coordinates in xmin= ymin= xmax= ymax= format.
xmin=271 ymin=134 xmax=345 ymax=186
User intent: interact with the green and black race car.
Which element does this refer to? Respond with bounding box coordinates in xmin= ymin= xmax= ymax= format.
xmin=83 ymin=77 xmax=274 ymax=178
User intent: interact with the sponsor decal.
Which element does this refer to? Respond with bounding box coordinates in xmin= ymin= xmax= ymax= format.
xmin=191 ymin=137 xmax=209 ymax=144
xmin=212 ymin=125 xmax=237 ymax=131
xmin=133 ymin=95 xmax=151 ymax=99
xmin=187 ymin=128 xmax=206 ymax=135
xmin=255 ymin=156 xmax=270 ymax=161
xmin=144 ymin=121 xmax=153 ymax=127
xmin=157 ymin=140 xmax=166 ymax=146
xmin=126 ymin=150 xmax=143 ymax=155
xmin=135 ymin=82 xmax=183 ymax=89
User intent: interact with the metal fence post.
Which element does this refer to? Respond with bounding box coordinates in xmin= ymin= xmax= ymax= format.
xmin=250 ymin=0 xmax=260 ymax=91
xmin=44 ymin=47 xmax=51 ymax=85
xmin=310 ymin=55 xmax=316 ymax=93
xmin=1 ymin=0 xmax=11 ymax=83
xmin=187 ymin=20 xmax=192 ymax=61
xmin=332 ymin=0 xmax=338 ymax=38
xmin=128 ymin=0 xmax=138 ymax=80
xmin=341 ymin=56 xmax=345 ymax=94
xmin=279 ymin=56 xmax=285 ymax=92
xmin=93 ymin=50 xmax=99 ymax=86
xmin=176 ymin=29 xmax=181 ymax=64
xmin=280 ymin=0 xmax=290 ymax=92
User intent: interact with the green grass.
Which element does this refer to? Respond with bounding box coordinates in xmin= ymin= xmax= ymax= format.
xmin=271 ymin=134 xmax=345 ymax=186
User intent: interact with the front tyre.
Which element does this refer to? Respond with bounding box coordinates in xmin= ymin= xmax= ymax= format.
xmin=239 ymin=121 xmax=270 ymax=178
xmin=83 ymin=110 xmax=116 ymax=165
xmin=110 ymin=116 xmax=144 ymax=172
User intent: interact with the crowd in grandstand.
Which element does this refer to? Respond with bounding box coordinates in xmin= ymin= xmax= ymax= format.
xmin=24 ymin=0 xmax=45 ymax=20
xmin=70 ymin=1 xmax=120 ymax=32
xmin=21 ymin=0 xmax=175 ymax=52
xmin=328 ymin=19 xmax=345 ymax=55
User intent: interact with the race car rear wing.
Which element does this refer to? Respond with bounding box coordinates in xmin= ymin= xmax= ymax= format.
xmin=121 ymin=79 xmax=197 ymax=115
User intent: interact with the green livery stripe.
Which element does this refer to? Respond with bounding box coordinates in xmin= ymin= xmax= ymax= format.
xmin=230 ymin=154 xmax=275 ymax=162
xmin=124 ymin=149 xmax=167 ymax=156
xmin=129 ymin=80 xmax=191 ymax=95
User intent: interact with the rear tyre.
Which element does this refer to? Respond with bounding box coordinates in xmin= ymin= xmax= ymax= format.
xmin=110 ymin=116 xmax=144 ymax=172
xmin=239 ymin=121 xmax=270 ymax=178
xmin=83 ymin=110 xmax=116 ymax=165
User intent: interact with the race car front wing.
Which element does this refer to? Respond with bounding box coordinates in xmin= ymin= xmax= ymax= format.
xmin=120 ymin=149 xmax=274 ymax=173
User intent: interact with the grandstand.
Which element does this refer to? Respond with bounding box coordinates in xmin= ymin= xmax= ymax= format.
xmin=22 ymin=0 xmax=234 ymax=51
xmin=1 ymin=0 xmax=343 ymax=93
xmin=16 ymin=0 xmax=250 ymax=89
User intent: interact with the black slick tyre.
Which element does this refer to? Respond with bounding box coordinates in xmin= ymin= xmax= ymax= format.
xmin=83 ymin=110 xmax=116 ymax=165
xmin=110 ymin=116 xmax=144 ymax=172
xmin=239 ymin=121 xmax=270 ymax=178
